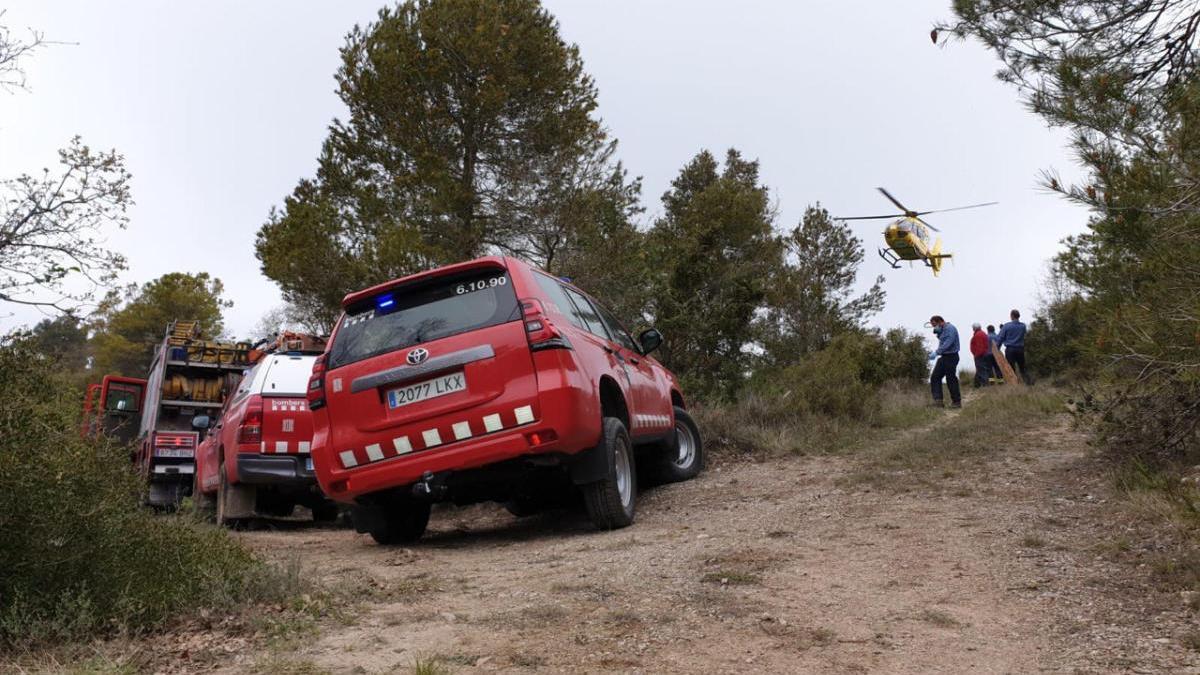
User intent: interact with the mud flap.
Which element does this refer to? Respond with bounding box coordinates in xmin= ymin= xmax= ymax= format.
xmin=568 ymin=434 xmax=613 ymax=485
xmin=221 ymin=480 xmax=257 ymax=519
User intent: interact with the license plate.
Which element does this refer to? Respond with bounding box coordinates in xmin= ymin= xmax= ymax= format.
xmin=387 ymin=372 xmax=466 ymax=409
xmin=305 ymin=457 xmax=313 ymax=471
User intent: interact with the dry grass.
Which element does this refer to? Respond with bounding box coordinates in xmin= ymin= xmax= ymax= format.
xmin=693 ymin=382 xmax=937 ymax=459
xmin=842 ymin=388 xmax=1065 ymax=491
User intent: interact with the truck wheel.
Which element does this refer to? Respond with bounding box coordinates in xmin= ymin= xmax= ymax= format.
xmin=504 ymin=496 xmax=542 ymax=518
xmin=192 ymin=472 xmax=216 ymax=520
xmin=369 ymin=500 xmax=431 ymax=545
xmin=652 ymin=406 xmax=704 ymax=484
xmin=582 ymin=417 xmax=637 ymax=530
xmin=311 ymin=501 xmax=340 ymax=523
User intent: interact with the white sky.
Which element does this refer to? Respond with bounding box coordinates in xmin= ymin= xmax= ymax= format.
xmin=0 ymin=1 xmax=1087 ymax=350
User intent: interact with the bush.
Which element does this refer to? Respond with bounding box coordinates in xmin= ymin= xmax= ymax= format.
xmin=694 ymin=329 xmax=933 ymax=457
xmin=750 ymin=329 xmax=929 ymax=420
xmin=1026 ymin=294 xmax=1095 ymax=382
xmin=0 ymin=334 xmax=290 ymax=648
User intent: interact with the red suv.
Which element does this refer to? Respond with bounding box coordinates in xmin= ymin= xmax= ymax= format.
xmin=307 ymin=256 xmax=703 ymax=543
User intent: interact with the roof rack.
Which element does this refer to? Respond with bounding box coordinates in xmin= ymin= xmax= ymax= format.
xmin=249 ymin=331 xmax=328 ymax=362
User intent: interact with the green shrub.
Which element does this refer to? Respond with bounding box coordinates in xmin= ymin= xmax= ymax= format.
xmin=0 ymin=334 xmax=291 ymax=648
xmin=750 ymin=329 xmax=929 ymax=420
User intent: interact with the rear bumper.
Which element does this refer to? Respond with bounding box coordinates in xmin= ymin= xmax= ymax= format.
xmin=237 ymin=454 xmax=317 ymax=487
xmin=321 ymin=426 xmax=567 ymax=502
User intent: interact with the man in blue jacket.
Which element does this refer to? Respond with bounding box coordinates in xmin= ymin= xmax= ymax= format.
xmin=929 ymin=315 xmax=961 ymax=408
xmin=996 ymin=309 xmax=1030 ymax=384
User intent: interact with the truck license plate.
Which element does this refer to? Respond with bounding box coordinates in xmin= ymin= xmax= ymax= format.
xmin=387 ymin=372 xmax=466 ymax=409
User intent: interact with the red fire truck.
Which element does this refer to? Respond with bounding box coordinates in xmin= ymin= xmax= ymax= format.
xmin=84 ymin=321 xmax=252 ymax=508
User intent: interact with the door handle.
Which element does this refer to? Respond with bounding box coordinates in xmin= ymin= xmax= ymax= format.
xmin=629 ymin=357 xmax=640 ymax=365
xmin=602 ymin=345 xmax=615 ymax=354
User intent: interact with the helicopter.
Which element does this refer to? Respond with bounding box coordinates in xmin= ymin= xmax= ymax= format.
xmin=837 ymin=188 xmax=997 ymax=276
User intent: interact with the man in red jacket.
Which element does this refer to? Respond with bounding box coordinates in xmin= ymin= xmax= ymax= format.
xmin=970 ymin=322 xmax=990 ymax=388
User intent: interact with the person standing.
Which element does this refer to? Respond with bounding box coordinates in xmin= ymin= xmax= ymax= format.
xmin=928 ymin=315 xmax=961 ymax=408
xmin=986 ymin=324 xmax=1002 ymax=383
xmin=997 ymin=309 xmax=1030 ymax=383
xmin=969 ymin=323 xmax=990 ymax=388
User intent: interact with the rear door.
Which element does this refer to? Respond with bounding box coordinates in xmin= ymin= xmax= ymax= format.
xmin=323 ymin=262 xmax=537 ymax=470
xmin=591 ymin=300 xmax=672 ymax=436
xmin=258 ymin=355 xmax=317 ymax=469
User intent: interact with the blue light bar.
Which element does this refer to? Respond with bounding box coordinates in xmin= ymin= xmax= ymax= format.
xmin=377 ymin=293 xmax=395 ymax=309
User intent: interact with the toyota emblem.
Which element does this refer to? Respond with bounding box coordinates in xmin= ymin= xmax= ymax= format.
xmin=406 ymin=347 xmax=429 ymax=365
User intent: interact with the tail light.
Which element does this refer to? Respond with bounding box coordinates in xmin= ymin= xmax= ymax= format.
xmin=238 ymin=400 xmax=263 ymax=444
xmin=307 ymin=354 xmax=327 ymax=411
xmin=520 ymin=298 xmax=571 ymax=351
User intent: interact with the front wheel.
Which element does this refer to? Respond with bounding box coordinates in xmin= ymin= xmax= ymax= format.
xmin=582 ymin=417 xmax=637 ymax=530
xmin=651 ymin=406 xmax=704 ymax=484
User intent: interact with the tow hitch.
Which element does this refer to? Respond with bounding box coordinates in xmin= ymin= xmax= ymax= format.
xmin=412 ymin=471 xmax=448 ymax=500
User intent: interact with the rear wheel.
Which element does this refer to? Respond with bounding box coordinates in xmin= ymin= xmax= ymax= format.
xmin=311 ymin=501 xmax=340 ymax=523
xmin=582 ymin=417 xmax=637 ymax=530
xmin=368 ymin=500 xmax=431 ymax=545
xmin=651 ymin=406 xmax=704 ymax=484
xmin=192 ymin=472 xmax=216 ymax=520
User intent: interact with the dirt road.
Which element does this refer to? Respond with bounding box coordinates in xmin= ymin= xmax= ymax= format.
xmin=225 ymin=413 xmax=1197 ymax=674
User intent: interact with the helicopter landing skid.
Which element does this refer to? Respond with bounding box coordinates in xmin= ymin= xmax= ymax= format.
xmin=877 ymin=248 xmax=902 ymax=269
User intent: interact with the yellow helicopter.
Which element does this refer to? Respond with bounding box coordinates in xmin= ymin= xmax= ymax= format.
xmin=838 ymin=188 xmax=997 ymax=276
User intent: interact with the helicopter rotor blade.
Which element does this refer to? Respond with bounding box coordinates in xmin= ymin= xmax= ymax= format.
xmin=835 ymin=214 xmax=906 ymax=221
xmin=876 ymin=187 xmax=913 ymax=214
xmin=914 ymin=201 xmax=999 ymax=216
xmin=915 ymin=216 xmax=941 ymax=233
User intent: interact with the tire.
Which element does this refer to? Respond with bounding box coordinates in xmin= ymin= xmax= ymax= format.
xmin=652 ymin=406 xmax=704 ymax=484
xmin=311 ymin=501 xmax=340 ymax=523
xmin=368 ymin=500 xmax=431 ymax=545
xmin=504 ymin=496 xmax=542 ymax=518
xmin=192 ymin=472 xmax=216 ymax=521
xmin=582 ymin=417 xmax=637 ymax=530
xmin=257 ymin=497 xmax=295 ymax=518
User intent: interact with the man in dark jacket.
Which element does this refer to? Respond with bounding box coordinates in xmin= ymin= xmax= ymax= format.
xmin=996 ymin=309 xmax=1030 ymax=384
xmin=970 ymin=323 xmax=990 ymax=388
xmin=929 ymin=315 xmax=961 ymax=408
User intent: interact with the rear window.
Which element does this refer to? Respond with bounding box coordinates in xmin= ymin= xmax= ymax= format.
xmin=329 ymin=268 xmax=519 ymax=369
xmin=259 ymin=355 xmax=317 ymax=396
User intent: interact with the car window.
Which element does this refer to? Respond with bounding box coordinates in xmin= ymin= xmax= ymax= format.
xmin=105 ymin=384 xmax=141 ymax=412
xmin=561 ymin=287 xmax=610 ymax=340
xmin=231 ymin=364 xmax=258 ymax=404
xmin=260 ymin=355 xmax=317 ymax=396
xmin=592 ymin=302 xmax=639 ymax=353
xmin=329 ymin=268 xmax=519 ymax=369
xmin=532 ymin=272 xmax=586 ymax=330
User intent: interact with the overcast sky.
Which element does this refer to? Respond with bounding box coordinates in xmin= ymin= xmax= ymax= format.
xmin=0 ymin=0 xmax=1087 ymax=350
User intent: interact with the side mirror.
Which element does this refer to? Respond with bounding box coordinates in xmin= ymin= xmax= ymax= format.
xmin=191 ymin=415 xmax=211 ymax=431
xmin=638 ymin=328 xmax=663 ymax=355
